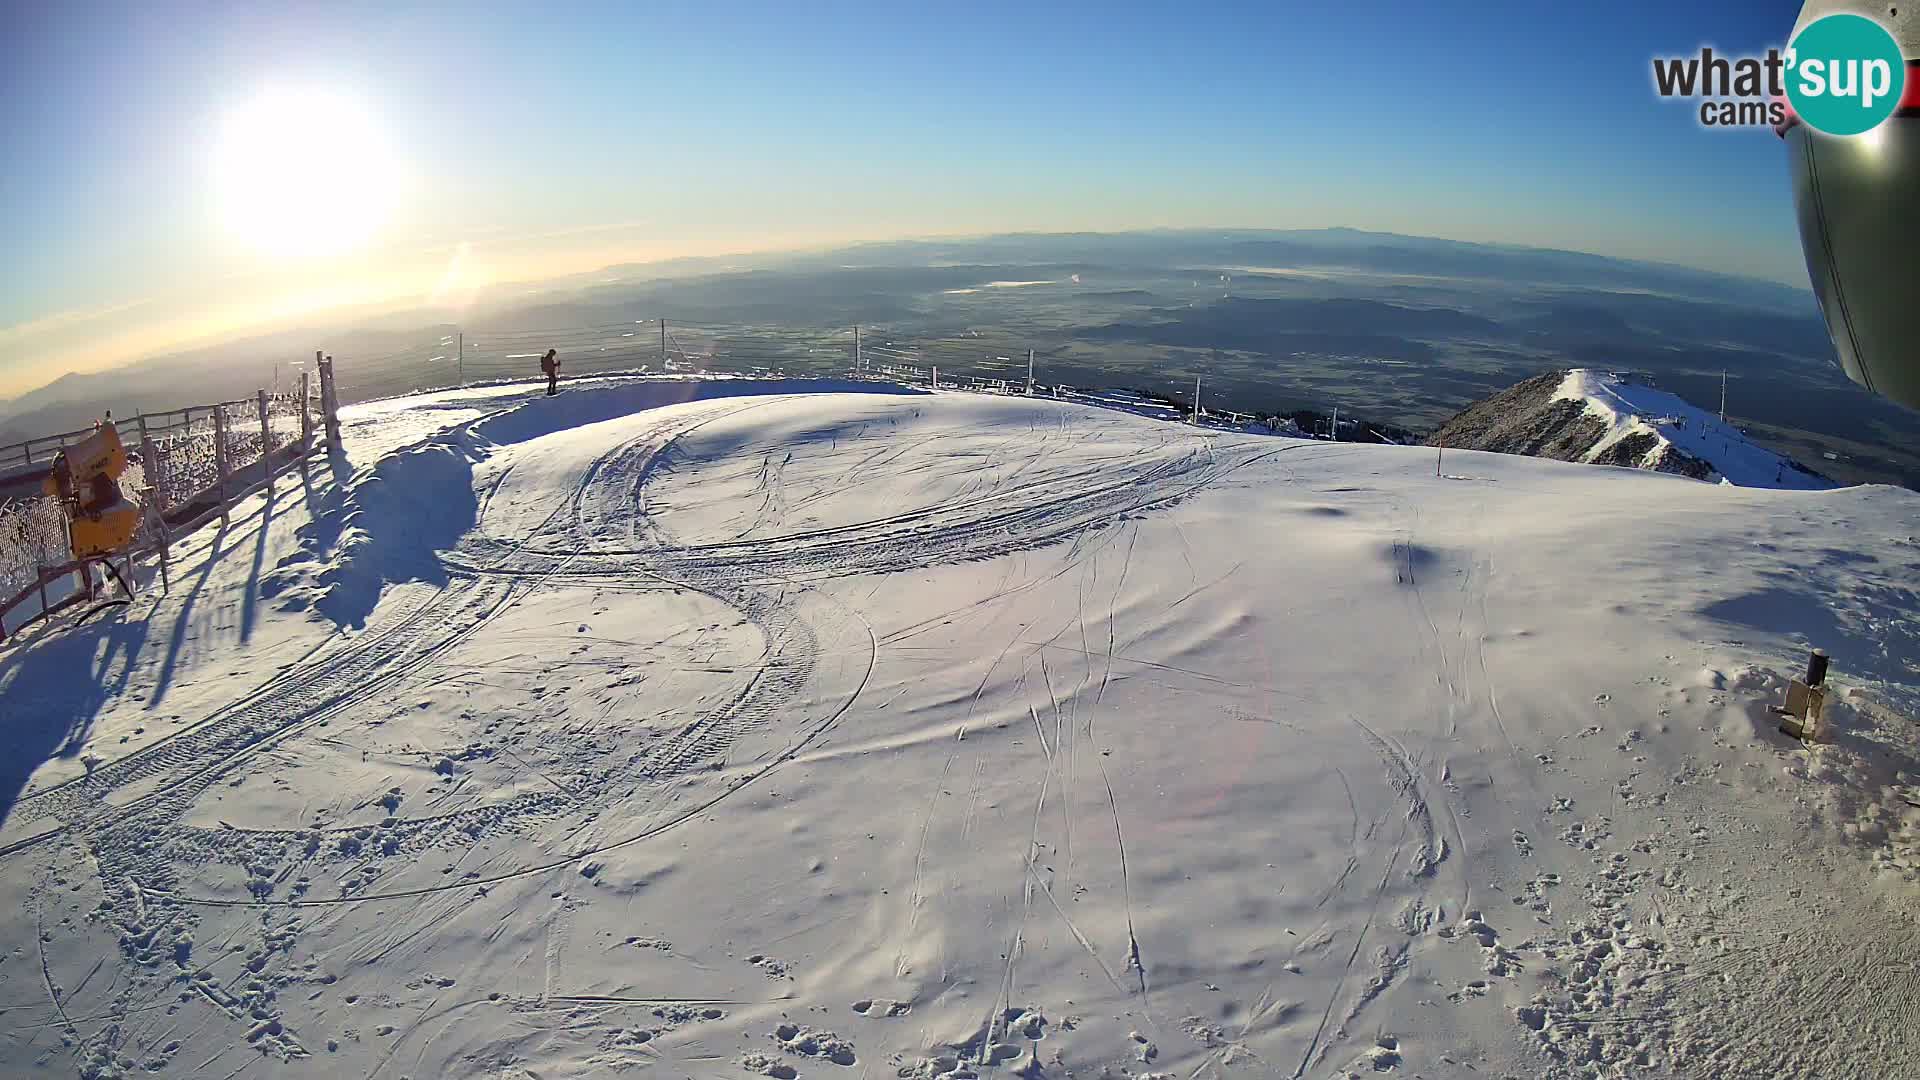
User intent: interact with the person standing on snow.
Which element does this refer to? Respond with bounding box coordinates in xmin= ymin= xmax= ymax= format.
xmin=540 ymin=349 xmax=561 ymax=395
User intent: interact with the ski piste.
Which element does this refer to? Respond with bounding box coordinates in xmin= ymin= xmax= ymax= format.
xmin=2 ymin=377 xmax=1916 ymax=1079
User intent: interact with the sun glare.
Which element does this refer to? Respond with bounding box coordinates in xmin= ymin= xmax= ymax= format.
xmin=214 ymin=89 xmax=403 ymax=259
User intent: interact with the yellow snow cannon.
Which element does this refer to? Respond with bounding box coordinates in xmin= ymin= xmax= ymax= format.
xmin=41 ymin=420 xmax=141 ymax=559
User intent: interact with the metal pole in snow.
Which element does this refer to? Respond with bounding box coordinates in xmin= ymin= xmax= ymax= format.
xmin=659 ymin=319 xmax=668 ymax=367
xmin=458 ymin=331 xmax=465 ymax=388
xmin=854 ymin=325 xmax=862 ymax=373
xmin=1193 ymin=373 xmax=1202 ymax=424
xmin=1720 ymin=370 xmax=1727 ymax=423
xmin=1026 ymin=349 xmax=1035 ymax=395
xmin=1331 ymin=405 xmax=1339 ymax=441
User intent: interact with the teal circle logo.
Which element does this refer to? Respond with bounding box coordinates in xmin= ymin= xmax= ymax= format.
xmin=1786 ymin=13 xmax=1906 ymax=136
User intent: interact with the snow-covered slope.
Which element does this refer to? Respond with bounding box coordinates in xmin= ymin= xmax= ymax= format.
xmin=1428 ymin=369 xmax=1836 ymax=490
xmin=1 ymin=377 xmax=1917 ymax=1080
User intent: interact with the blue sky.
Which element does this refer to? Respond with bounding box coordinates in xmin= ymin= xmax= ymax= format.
xmin=1 ymin=0 xmax=1810 ymax=396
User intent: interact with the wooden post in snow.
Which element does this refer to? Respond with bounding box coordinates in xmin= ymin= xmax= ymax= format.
xmin=300 ymin=371 xmax=314 ymax=447
xmin=257 ymin=389 xmax=275 ymax=497
xmin=212 ymin=406 xmax=232 ymax=525
xmin=135 ymin=414 xmax=164 ymax=517
xmin=318 ymin=354 xmax=343 ymax=452
xmin=136 ymin=413 xmax=169 ymax=584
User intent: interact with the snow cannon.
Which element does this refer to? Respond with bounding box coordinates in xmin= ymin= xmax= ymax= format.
xmin=1780 ymin=2 xmax=1920 ymax=412
xmin=41 ymin=419 xmax=141 ymax=559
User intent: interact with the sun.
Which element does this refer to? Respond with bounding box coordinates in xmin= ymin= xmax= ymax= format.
xmin=213 ymin=89 xmax=403 ymax=259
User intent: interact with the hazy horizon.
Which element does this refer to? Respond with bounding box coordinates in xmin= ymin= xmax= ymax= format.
xmin=3 ymin=0 xmax=1815 ymax=400
xmin=0 ymin=224 xmax=1817 ymax=404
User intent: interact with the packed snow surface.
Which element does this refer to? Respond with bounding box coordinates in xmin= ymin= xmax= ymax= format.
xmin=1552 ymin=369 xmax=1834 ymax=490
xmin=2 ymin=376 xmax=1918 ymax=1080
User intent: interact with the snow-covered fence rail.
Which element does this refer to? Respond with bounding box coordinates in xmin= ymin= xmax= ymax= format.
xmin=0 ymin=497 xmax=71 ymax=622
xmin=0 ymin=423 xmax=103 ymax=477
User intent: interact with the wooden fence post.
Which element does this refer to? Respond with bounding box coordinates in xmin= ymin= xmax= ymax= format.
xmin=300 ymin=371 xmax=314 ymax=447
xmin=136 ymin=413 xmax=170 ymax=587
xmin=135 ymin=415 xmax=166 ymax=517
xmin=318 ymin=355 xmax=343 ymax=452
xmin=148 ymin=505 xmax=170 ymax=592
xmin=257 ymin=389 xmax=275 ymax=496
xmin=212 ymin=406 xmax=231 ymax=526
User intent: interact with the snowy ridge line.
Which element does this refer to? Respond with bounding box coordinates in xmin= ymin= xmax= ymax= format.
xmin=1551 ymin=369 xmax=1832 ymax=490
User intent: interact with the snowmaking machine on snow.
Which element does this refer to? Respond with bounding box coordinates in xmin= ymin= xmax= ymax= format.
xmin=40 ymin=419 xmax=144 ymax=599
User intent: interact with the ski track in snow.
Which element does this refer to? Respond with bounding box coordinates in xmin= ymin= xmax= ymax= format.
xmin=2 ymin=378 xmax=1918 ymax=1079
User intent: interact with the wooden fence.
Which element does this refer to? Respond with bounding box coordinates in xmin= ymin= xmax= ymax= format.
xmin=0 ymin=356 xmax=344 ymax=641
